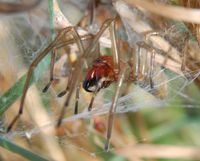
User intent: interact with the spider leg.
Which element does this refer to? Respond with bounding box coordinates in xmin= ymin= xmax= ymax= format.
xmin=104 ymin=17 xmax=125 ymax=151
xmin=57 ymin=36 xmax=94 ymax=99
xmin=74 ymin=83 xmax=81 ymax=114
xmin=135 ymin=42 xmax=141 ymax=82
xmin=43 ymin=35 xmax=92 ymax=93
xmin=142 ymin=31 xmax=162 ymax=88
xmin=42 ymin=49 xmax=57 ymax=93
xmin=181 ymin=50 xmax=186 ymax=72
xmin=109 ymin=19 xmax=120 ymax=72
xmin=7 ymin=40 xmax=57 ymax=132
xmin=180 ymin=35 xmax=197 ymax=81
xmin=57 ymin=28 xmax=88 ymax=115
xmin=181 ymin=35 xmax=190 ymax=79
xmin=136 ymin=42 xmax=155 ymax=89
xmin=88 ymin=81 xmax=102 ymax=111
xmin=57 ymin=74 xmax=71 ymax=97
xmin=56 ymin=34 xmax=92 ymax=49
xmin=104 ymin=66 xmax=127 ymax=151
xmin=88 ymin=92 xmax=96 ymax=112
xmin=44 ymin=27 xmax=86 ymax=93
xmin=85 ymin=45 xmax=102 ymax=112
xmin=7 ymin=27 xmax=85 ymax=132
xmin=57 ymin=59 xmax=77 ymax=98
xmin=57 ymin=18 xmax=115 ymax=127
xmin=149 ymin=48 xmax=155 ymax=89
xmin=88 ymin=0 xmax=96 ymax=26
xmin=87 ymin=18 xmax=120 ymax=112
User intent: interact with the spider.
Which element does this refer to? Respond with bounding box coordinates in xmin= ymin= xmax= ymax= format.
xmin=6 ymin=16 xmax=169 ymax=151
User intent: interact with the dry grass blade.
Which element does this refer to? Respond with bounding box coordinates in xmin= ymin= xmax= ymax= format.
xmin=1 ymin=0 xmax=200 ymax=160
xmin=25 ymin=85 xmax=67 ymax=161
xmin=0 ymin=0 xmax=41 ymax=13
xmin=123 ymin=0 xmax=200 ymax=24
xmin=116 ymin=144 xmax=200 ymax=160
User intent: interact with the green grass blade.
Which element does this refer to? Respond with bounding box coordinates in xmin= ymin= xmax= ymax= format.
xmin=0 ymin=136 xmax=48 ymax=161
xmin=0 ymin=75 xmax=26 ymax=115
xmin=0 ymin=0 xmax=55 ymax=116
xmin=0 ymin=54 xmax=50 ymax=116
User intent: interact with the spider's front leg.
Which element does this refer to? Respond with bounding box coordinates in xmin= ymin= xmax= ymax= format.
xmin=82 ymin=55 xmax=128 ymax=152
xmin=42 ymin=49 xmax=57 ymax=93
xmin=82 ymin=17 xmax=126 ymax=151
xmin=6 ymin=27 xmax=85 ymax=132
xmin=57 ymin=34 xmax=93 ymax=97
xmin=56 ymin=18 xmax=126 ymax=152
xmin=42 ymin=27 xmax=86 ymax=94
xmin=56 ymin=18 xmax=115 ymax=127
xmin=104 ymin=65 xmax=127 ymax=151
xmin=7 ymin=37 xmax=58 ymax=132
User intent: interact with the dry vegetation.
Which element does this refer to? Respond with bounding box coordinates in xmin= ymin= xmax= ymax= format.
xmin=0 ymin=0 xmax=200 ymax=161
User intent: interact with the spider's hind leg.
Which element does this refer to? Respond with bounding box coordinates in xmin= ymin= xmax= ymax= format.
xmin=134 ymin=30 xmax=163 ymax=89
xmin=180 ymin=34 xmax=196 ymax=81
xmin=136 ymin=41 xmax=155 ymax=89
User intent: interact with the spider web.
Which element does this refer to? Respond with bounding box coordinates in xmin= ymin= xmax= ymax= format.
xmin=0 ymin=0 xmax=200 ymax=161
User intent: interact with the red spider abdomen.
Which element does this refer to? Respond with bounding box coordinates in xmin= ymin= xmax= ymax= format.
xmin=83 ymin=56 xmax=116 ymax=92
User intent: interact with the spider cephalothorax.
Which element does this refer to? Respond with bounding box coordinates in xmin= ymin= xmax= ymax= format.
xmin=83 ymin=56 xmax=117 ymax=92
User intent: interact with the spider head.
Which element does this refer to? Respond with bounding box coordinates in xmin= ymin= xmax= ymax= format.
xmin=83 ymin=56 xmax=116 ymax=92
